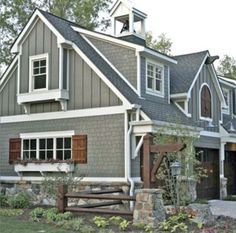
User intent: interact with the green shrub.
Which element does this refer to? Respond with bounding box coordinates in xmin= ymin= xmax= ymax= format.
xmin=133 ymin=222 xmax=154 ymax=233
xmin=0 ymin=208 xmax=23 ymax=217
xmin=0 ymin=193 xmax=8 ymax=207
xmin=30 ymin=207 xmax=45 ymax=221
xmin=119 ymin=219 xmax=130 ymax=230
xmin=43 ymin=208 xmax=59 ymax=223
xmin=109 ymin=216 xmax=124 ymax=225
xmin=59 ymin=218 xmax=84 ymax=231
xmin=8 ymin=193 xmax=30 ymax=209
xmin=93 ymin=216 xmax=109 ymax=228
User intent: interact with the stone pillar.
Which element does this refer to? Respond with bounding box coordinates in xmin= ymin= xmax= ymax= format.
xmin=133 ymin=189 xmax=165 ymax=227
xmin=178 ymin=176 xmax=197 ymax=203
xmin=220 ymin=177 xmax=228 ymax=199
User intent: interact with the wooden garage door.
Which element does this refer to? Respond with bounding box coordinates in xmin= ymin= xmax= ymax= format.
xmin=196 ymin=148 xmax=219 ymax=199
xmin=224 ymin=151 xmax=236 ymax=195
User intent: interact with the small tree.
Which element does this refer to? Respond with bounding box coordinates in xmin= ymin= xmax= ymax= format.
xmin=218 ymin=55 xmax=236 ymax=79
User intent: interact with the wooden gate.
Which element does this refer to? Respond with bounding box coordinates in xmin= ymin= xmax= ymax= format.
xmin=196 ymin=148 xmax=219 ymax=199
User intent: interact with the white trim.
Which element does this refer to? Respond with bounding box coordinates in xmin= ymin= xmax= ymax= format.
xmin=17 ymin=89 xmax=69 ymax=104
xmin=219 ymin=78 xmax=236 ymax=88
xmin=20 ymin=130 xmax=75 ymax=139
xmin=71 ymin=44 xmax=130 ymax=107
xmin=222 ymin=88 xmax=230 ymax=115
xmin=59 ymin=45 xmax=63 ymax=90
xmin=168 ymin=66 xmax=170 ymax=104
xmin=81 ymin=34 xmax=139 ymax=96
xmin=200 ymin=131 xmax=220 ymax=138
xmin=137 ymin=52 xmax=141 ymax=96
xmin=199 ymin=83 xmax=213 ymax=121
xmin=11 ymin=10 xmax=69 ymax=54
xmin=145 ymin=59 xmax=165 ymax=97
xmin=0 ymin=176 xmax=129 ymax=183
xmin=0 ymin=56 xmax=18 ymax=88
xmin=174 ymin=101 xmax=191 ymax=118
xmin=170 ymin=93 xmax=188 ymax=99
xmin=72 ymin=26 xmax=177 ymax=64
xmin=0 ymin=106 xmax=127 ymax=124
xmin=29 ymin=53 xmax=49 ymax=92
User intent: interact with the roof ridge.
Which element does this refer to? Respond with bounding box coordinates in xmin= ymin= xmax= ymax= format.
xmin=174 ymin=50 xmax=209 ymax=58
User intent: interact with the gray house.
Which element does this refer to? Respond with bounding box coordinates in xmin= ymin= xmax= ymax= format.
xmin=0 ymin=0 xmax=235 ymax=199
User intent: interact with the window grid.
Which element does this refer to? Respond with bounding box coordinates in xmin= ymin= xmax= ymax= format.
xmin=22 ymin=137 xmax=71 ymax=161
xmin=147 ymin=62 xmax=163 ymax=93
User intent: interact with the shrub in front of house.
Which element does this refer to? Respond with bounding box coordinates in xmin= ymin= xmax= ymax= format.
xmin=0 ymin=193 xmax=9 ymax=207
xmin=8 ymin=193 xmax=30 ymax=209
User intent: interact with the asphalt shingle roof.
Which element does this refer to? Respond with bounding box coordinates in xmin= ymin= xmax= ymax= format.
xmin=39 ymin=10 xmax=195 ymax=126
xmin=170 ymin=51 xmax=208 ymax=94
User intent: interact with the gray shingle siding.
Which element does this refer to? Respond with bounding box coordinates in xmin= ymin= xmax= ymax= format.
xmin=0 ymin=114 xmax=125 ymax=177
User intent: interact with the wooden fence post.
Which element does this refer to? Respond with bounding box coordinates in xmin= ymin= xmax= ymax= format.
xmin=143 ymin=134 xmax=153 ymax=188
xmin=57 ymin=184 xmax=68 ymax=213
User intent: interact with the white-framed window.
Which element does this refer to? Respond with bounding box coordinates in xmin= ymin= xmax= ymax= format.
xmin=20 ymin=131 xmax=74 ymax=161
xmin=29 ymin=54 xmax=49 ymax=91
xmin=222 ymin=88 xmax=230 ymax=114
xmin=199 ymin=84 xmax=212 ymax=121
xmin=146 ymin=60 xmax=164 ymax=96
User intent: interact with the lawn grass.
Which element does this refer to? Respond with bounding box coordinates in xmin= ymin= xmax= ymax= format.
xmin=0 ymin=216 xmax=76 ymax=233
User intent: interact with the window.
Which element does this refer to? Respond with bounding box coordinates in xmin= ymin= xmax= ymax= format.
xmin=30 ymin=54 xmax=48 ymax=91
xmin=222 ymin=88 xmax=230 ymax=114
xmin=22 ymin=137 xmax=72 ymax=161
xmin=200 ymin=84 xmax=212 ymax=119
xmin=146 ymin=61 xmax=164 ymax=95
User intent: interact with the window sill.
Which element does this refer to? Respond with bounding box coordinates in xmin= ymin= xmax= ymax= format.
xmin=14 ymin=161 xmax=75 ymax=174
xmin=146 ymin=89 xmax=164 ymax=98
xmin=199 ymin=117 xmax=213 ymax=122
xmin=17 ymin=89 xmax=69 ymax=105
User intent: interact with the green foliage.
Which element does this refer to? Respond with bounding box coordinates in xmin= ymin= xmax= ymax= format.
xmin=0 ymin=193 xmax=8 ymax=207
xmin=98 ymin=229 xmax=115 ymax=233
xmin=119 ymin=219 xmax=130 ymax=230
xmin=109 ymin=216 xmax=124 ymax=224
xmin=133 ymin=222 xmax=154 ymax=233
xmin=93 ymin=216 xmax=109 ymax=228
xmin=0 ymin=208 xmax=23 ymax=217
xmin=146 ymin=32 xmax=172 ymax=55
xmin=43 ymin=207 xmax=59 ymax=222
xmin=8 ymin=193 xmax=30 ymax=209
xmin=57 ymin=218 xmax=85 ymax=231
xmin=30 ymin=207 xmax=45 ymax=221
xmin=223 ymin=195 xmax=236 ymax=201
xmin=218 ymin=55 xmax=236 ymax=79
xmin=0 ymin=0 xmax=111 ymax=67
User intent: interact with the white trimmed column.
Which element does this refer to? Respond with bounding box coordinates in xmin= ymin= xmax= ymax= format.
xmin=220 ymin=142 xmax=227 ymax=199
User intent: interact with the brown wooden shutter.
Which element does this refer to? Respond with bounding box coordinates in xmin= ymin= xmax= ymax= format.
xmin=72 ymin=135 xmax=87 ymax=164
xmin=201 ymin=86 xmax=212 ymax=118
xmin=9 ymin=138 xmax=21 ymax=164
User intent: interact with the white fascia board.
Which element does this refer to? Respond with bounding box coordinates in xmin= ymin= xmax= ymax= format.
xmin=219 ymin=76 xmax=236 ymax=86
xmin=141 ymin=48 xmax=177 ymax=64
xmin=170 ymin=93 xmax=188 ymax=99
xmin=200 ymin=131 xmax=220 ymax=138
xmin=72 ymin=26 xmax=143 ymax=50
xmin=0 ymin=56 xmax=18 ymax=88
xmin=71 ymin=44 xmax=131 ymax=107
xmin=187 ymin=53 xmax=209 ymax=98
xmin=81 ymin=34 xmax=139 ymax=96
xmin=11 ymin=9 xmax=70 ymax=54
xmin=0 ymin=106 xmax=127 ymax=124
xmin=219 ymin=78 xmax=236 ymax=88
xmin=109 ymin=0 xmax=121 ymax=16
xmin=20 ymin=130 xmax=75 ymax=139
xmin=0 ymin=176 xmax=128 ymax=183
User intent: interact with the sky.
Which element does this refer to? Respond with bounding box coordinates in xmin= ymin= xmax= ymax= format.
xmin=134 ymin=0 xmax=236 ymax=63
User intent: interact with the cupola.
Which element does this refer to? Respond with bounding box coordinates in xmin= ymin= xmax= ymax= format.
xmin=110 ymin=0 xmax=147 ymax=42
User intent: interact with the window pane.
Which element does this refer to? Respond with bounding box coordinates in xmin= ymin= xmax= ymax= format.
xmin=34 ymin=75 xmax=46 ymax=89
xmin=57 ymin=138 xmax=63 ymax=149
xmin=64 ymin=138 xmax=71 ymax=149
xmin=31 ymin=139 xmax=36 ymax=150
xmin=23 ymin=140 xmax=29 ymax=150
xmin=47 ymin=139 xmax=53 ymax=149
xmin=34 ymin=61 xmax=39 ymax=68
xmin=148 ymin=77 xmax=153 ymax=89
xmin=40 ymin=60 xmax=46 ymax=67
xmin=34 ymin=68 xmax=39 ymax=75
xmin=47 ymin=150 xmax=53 ymax=159
xmin=56 ymin=150 xmax=63 ymax=160
xmin=39 ymin=151 xmax=45 ymax=160
xmin=155 ymin=79 xmax=161 ymax=91
xmin=64 ymin=150 xmax=71 ymax=160
xmin=39 ymin=139 xmax=45 ymax=149
xmin=30 ymin=151 xmax=36 ymax=159
xmin=23 ymin=151 xmax=29 ymax=160
xmin=40 ymin=67 xmax=46 ymax=74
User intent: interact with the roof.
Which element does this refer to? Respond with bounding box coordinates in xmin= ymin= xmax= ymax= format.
xmin=170 ymin=51 xmax=208 ymax=94
xmin=38 ymin=10 xmax=194 ymax=126
xmin=222 ymin=114 xmax=236 ymax=134
xmin=219 ymin=75 xmax=236 ymax=87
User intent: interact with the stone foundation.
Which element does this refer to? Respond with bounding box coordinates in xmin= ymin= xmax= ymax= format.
xmin=133 ymin=189 xmax=166 ymax=227
xmin=220 ymin=177 xmax=227 ymax=199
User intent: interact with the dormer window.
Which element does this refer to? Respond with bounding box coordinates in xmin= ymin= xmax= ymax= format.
xmin=200 ymin=84 xmax=212 ymax=120
xmin=222 ymin=88 xmax=230 ymax=114
xmin=29 ymin=54 xmax=48 ymax=91
xmin=146 ymin=61 xmax=164 ymax=96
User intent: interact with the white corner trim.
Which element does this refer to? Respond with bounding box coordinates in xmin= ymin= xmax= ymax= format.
xmin=81 ymin=34 xmax=139 ymax=96
xmin=170 ymin=93 xmax=188 ymax=99
xmin=0 ymin=56 xmax=18 ymax=89
xmin=0 ymin=106 xmax=127 ymax=124
xmin=200 ymin=131 xmax=220 ymax=138
xmin=71 ymin=44 xmax=130 ymax=107
xmin=137 ymin=52 xmax=141 ymax=96
xmin=174 ymin=102 xmax=191 ymax=118
xmin=20 ymin=130 xmax=75 ymax=139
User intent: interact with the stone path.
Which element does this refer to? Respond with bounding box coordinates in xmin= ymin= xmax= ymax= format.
xmin=208 ymin=200 xmax=236 ymax=218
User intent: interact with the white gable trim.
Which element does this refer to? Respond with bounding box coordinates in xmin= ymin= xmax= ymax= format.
xmin=11 ymin=9 xmax=71 ymax=54
xmin=219 ymin=78 xmax=236 ymax=88
xmin=0 ymin=56 xmax=18 ymax=89
xmin=81 ymin=34 xmax=139 ymax=96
